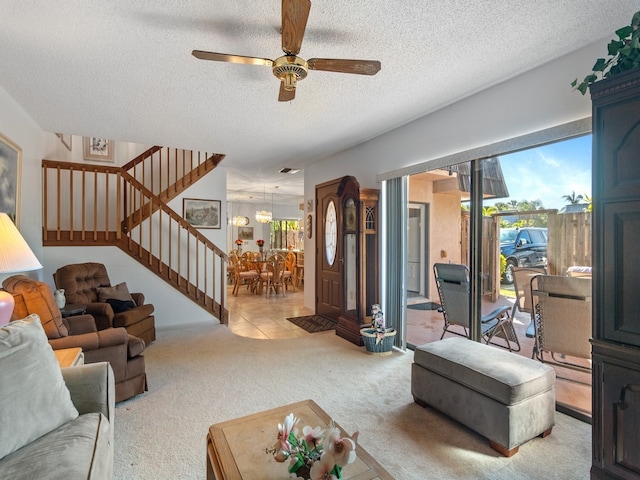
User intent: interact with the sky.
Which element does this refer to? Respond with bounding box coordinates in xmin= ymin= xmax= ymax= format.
xmin=485 ymin=134 xmax=592 ymax=211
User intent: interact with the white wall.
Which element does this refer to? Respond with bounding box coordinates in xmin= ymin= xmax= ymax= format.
xmin=0 ymin=87 xmax=227 ymax=329
xmin=302 ymin=39 xmax=599 ymax=310
xmin=44 ymin=247 xmax=218 ymax=330
xmin=0 ymin=85 xmax=46 ymax=277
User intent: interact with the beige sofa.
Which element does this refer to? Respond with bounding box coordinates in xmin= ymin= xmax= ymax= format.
xmin=0 ymin=316 xmax=115 ymax=479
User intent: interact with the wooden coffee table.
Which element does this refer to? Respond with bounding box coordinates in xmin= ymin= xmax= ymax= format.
xmin=206 ymin=399 xmax=393 ymax=480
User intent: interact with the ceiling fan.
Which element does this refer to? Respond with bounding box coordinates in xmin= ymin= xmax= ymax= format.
xmin=192 ymin=0 xmax=381 ymax=101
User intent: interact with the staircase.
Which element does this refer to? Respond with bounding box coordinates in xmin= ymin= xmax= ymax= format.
xmin=42 ymin=147 xmax=228 ymax=323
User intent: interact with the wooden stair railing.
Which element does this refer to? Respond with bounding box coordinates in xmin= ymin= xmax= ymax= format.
xmin=123 ymin=146 xmax=225 ymax=201
xmin=122 ymin=146 xmax=225 ymax=231
xmin=42 ymin=159 xmax=228 ymax=323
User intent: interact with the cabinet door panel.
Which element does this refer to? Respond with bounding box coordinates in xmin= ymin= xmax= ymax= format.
xmin=598 ymin=97 xmax=640 ymax=199
xmin=601 ymin=361 xmax=640 ymax=479
xmin=603 ymin=201 xmax=640 ymax=347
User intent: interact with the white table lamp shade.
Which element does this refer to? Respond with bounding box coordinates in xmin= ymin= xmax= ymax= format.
xmin=0 ymin=213 xmax=43 ymax=325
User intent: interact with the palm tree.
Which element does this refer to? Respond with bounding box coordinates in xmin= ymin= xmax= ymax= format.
xmin=562 ymin=191 xmax=584 ymax=205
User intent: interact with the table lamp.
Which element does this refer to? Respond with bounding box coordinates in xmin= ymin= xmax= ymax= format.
xmin=0 ymin=213 xmax=43 ymax=326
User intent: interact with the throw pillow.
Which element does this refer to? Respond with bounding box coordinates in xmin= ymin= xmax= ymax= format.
xmin=96 ymin=282 xmax=137 ymax=306
xmin=105 ymin=298 xmax=136 ymax=313
xmin=0 ymin=314 xmax=79 ymax=460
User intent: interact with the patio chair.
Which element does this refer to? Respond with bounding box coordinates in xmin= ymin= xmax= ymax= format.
xmin=433 ymin=263 xmax=520 ymax=351
xmin=531 ymin=274 xmax=592 ymax=375
xmin=510 ymin=266 xmax=547 ymax=338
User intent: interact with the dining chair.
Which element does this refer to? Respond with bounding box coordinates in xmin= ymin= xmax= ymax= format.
xmin=284 ymin=252 xmax=296 ymax=291
xmin=260 ymin=254 xmax=286 ymax=297
xmin=294 ymin=251 xmax=305 ymax=288
xmin=230 ymin=251 xmax=260 ymax=296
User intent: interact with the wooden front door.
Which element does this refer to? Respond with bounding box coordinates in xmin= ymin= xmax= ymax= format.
xmin=316 ymin=180 xmax=343 ymax=322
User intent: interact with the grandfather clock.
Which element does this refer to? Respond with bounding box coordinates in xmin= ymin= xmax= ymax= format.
xmin=316 ymin=176 xmax=379 ymax=345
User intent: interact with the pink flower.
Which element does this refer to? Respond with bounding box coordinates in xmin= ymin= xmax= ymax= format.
xmin=323 ymin=427 xmax=357 ymax=467
xmin=277 ymin=413 xmax=299 ymax=452
xmin=309 ymin=452 xmax=338 ymax=480
xmin=302 ymin=425 xmax=324 ymax=448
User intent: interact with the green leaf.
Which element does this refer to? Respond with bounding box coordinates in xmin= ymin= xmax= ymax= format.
xmin=616 ymin=25 xmax=633 ymax=40
xmin=288 ymin=455 xmax=304 ymax=474
xmin=577 ymin=82 xmax=588 ymax=95
xmin=592 ymin=58 xmax=607 ymax=71
xmin=608 ymin=39 xmax=624 ymax=56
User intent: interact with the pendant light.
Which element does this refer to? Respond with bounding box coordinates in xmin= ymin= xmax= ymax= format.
xmin=255 ymin=186 xmax=272 ymax=224
xmin=231 ymin=216 xmax=250 ymax=227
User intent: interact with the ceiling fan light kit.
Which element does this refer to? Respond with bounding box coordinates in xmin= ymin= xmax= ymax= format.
xmin=192 ymin=0 xmax=381 ymax=101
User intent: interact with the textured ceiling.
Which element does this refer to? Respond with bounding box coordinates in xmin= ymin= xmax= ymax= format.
xmin=0 ymin=1 xmax=637 ymax=201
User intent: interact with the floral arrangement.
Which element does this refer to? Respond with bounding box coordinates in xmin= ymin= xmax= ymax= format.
xmin=371 ymin=304 xmax=386 ymax=344
xmin=235 ymin=239 xmax=243 ymax=245
xmin=256 ymin=239 xmax=265 ymax=246
xmin=267 ymin=413 xmax=358 ymax=480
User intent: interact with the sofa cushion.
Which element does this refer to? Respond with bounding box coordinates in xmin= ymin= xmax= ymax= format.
xmin=0 ymin=315 xmax=79 ymax=460
xmin=0 ymin=412 xmax=111 ymax=480
xmin=96 ymin=282 xmax=136 ymax=306
xmin=2 ymin=275 xmax=68 ymax=338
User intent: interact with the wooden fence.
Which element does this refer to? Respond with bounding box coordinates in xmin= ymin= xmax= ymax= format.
xmin=461 ymin=210 xmax=592 ymax=298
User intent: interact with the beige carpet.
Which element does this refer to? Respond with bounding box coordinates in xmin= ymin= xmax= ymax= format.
xmin=114 ymin=324 xmax=591 ymax=479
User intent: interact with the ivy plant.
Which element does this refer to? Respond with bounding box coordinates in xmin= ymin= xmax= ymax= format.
xmin=572 ymin=10 xmax=640 ymax=94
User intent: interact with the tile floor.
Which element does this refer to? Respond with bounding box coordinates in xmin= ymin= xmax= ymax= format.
xmin=226 ymin=282 xmax=591 ymax=419
xmin=226 ymin=283 xmax=314 ymax=339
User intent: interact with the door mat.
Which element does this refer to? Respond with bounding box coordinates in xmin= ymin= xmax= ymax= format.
xmin=286 ymin=315 xmax=337 ymax=333
xmin=407 ymin=302 xmax=441 ymax=311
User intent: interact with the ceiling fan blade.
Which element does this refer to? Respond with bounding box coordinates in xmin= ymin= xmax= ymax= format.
xmin=307 ymin=58 xmax=381 ymax=76
xmin=281 ymin=0 xmax=311 ymax=55
xmin=192 ymin=50 xmax=273 ymax=67
xmin=278 ymin=81 xmax=296 ymax=102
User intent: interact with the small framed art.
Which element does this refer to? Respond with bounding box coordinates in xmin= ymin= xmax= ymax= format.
xmin=0 ymin=132 xmax=22 ymax=226
xmin=183 ymin=198 xmax=222 ymax=229
xmin=83 ymin=137 xmax=114 ymax=162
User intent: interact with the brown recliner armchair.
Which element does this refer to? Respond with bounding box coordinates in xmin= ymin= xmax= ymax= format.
xmin=3 ymin=275 xmax=147 ymax=402
xmin=53 ymin=262 xmax=156 ymax=344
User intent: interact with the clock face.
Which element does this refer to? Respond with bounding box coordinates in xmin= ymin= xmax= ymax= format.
xmin=344 ymin=197 xmax=356 ymax=230
xmin=325 ymin=200 xmax=337 ymax=266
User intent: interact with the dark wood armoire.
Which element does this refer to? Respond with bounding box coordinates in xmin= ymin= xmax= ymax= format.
xmin=590 ymin=68 xmax=640 ymax=480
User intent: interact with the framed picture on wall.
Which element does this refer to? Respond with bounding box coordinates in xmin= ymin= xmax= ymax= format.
xmin=237 ymin=226 xmax=253 ymax=241
xmin=83 ymin=136 xmax=114 ymax=162
xmin=183 ymin=198 xmax=221 ymax=229
xmin=0 ymin=132 xmax=22 ymax=227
